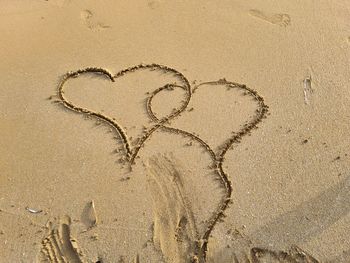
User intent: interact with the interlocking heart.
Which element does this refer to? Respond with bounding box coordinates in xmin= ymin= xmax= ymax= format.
xmin=58 ymin=65 xmax=192 ymax=162
xmin=58 ymin=64 xmax=267 ymax=160
xmin=56 ymin=63 xmax=269 ymax=261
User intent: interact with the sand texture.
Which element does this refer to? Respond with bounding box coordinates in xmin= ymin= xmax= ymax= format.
xmin=1 ymin=0 xmax=350 ymax=262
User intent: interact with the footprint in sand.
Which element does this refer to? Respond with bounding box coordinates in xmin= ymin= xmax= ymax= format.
xmin=249 ymin=9 xmax=291 ymax=27
xmin=80 ymin=9 xmax=110 ymax=31
xmin=148 ymin=0 xmax=162 ymax=10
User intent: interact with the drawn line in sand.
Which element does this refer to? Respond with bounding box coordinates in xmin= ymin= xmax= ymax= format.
xmin=56 ymin=64 xmax=268 ymax=262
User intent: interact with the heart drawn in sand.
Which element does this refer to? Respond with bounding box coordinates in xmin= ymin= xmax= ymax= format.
xmin=159 ymin=79 xmax=269 ymax=156
xmin=148 ymin=78 xmax=268 ymax=259
xmin=56 ymin=64 xmax=269 ymax=261
xmin=57 ymin=64 xmax=192 ymax=164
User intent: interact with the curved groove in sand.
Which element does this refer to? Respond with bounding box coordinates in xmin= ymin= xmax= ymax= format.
xmin=146 ymin=83 xmax=189 ymax=123
xmin=57 ymin=64 xmax=192 ymax=164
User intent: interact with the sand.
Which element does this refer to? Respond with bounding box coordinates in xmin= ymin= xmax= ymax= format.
xmin=1 ymin=0 xmax=350 ymax=262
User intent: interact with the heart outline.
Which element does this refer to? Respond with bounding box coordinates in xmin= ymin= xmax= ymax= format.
xmin=153 ymin=79 xmax=269 ymax=260
xmin=57 ymin=64 xmax=192 ymax=165
xmin=56 ymin=65 xmax=269 ymax=262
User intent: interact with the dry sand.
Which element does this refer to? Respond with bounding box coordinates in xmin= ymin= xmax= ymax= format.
xmin=1 ymin=0 xmax=350 ymax=262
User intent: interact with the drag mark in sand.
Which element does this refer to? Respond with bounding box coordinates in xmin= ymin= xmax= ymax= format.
xmin=146 ymin=156 xmax=199 ymax=263
xmin=56 ymin=64 xmax=268 ymax=262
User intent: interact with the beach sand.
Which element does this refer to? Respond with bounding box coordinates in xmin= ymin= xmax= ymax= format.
xmin=1 ymin=0 xmax=350 ymax=262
